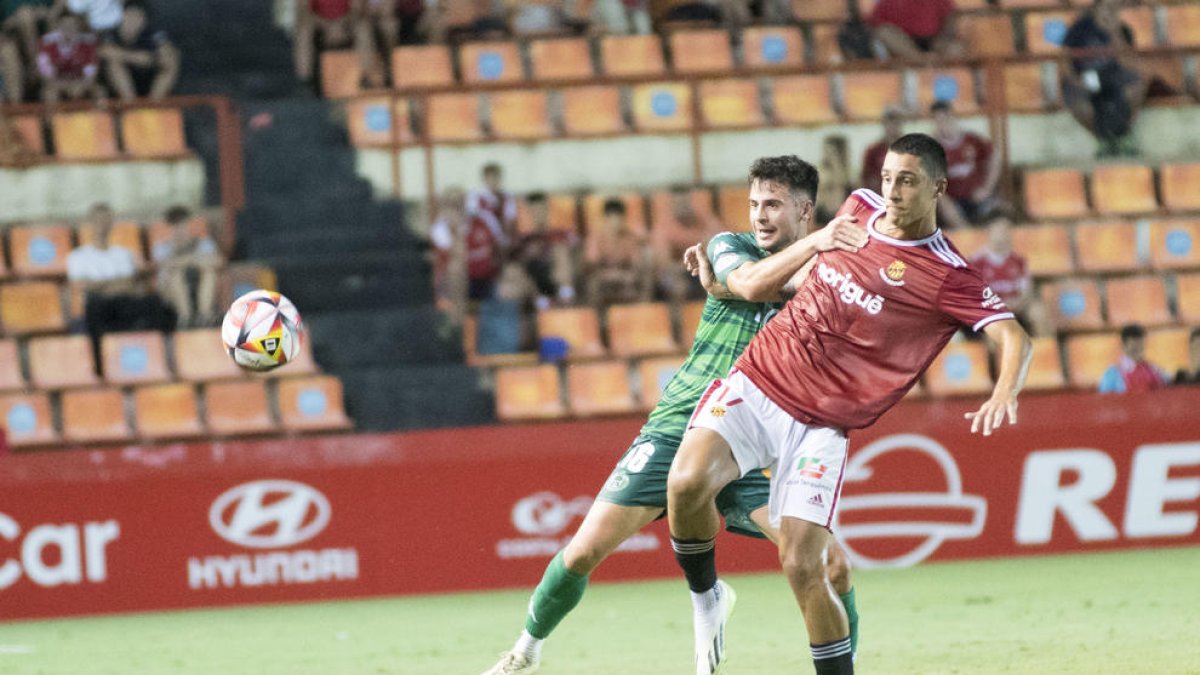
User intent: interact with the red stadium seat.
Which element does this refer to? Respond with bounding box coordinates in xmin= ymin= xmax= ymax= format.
xmin=1065 ymin=333 xmax=1122 ymax=389
xmin=772 ymin=76 xmax=838 ymax=126
xmin=699 ymin=79 xmax=765 ymax=129
xmin=60 ymin=387 xmax=132 ymax=444
xmin=319 ymin=50 xmax=360 ymax=98
xmin=1148 ymin=219 xmax=1200 ymax=271
xmin=1160 ymin=164 xmax=1200 ymax=213
xmin=0 ymin=392 xmax=59 ymax=447
xmin=426 ymin=93 xmax=483 ymax=142
xmin=27 ymin=334 xmax=100 ymax=389
xmin=1042 ymin=278 xmax=1104 ymax=331
xmin=391 ymin=45 xmax=453 ymax=90
xmin=1024 ymin=336 xmax=1066 ymax=391
xmin=631 ymin=83 xmax=692 ymax=132
xmin=1090 ymin=165 xmax=1158 ymax=216
xmin=101 ymin=331 xmax=170 ymax=385
xmin=1023 ymin=168 xmax=1089 ymax=220
xmin=1074 ymin=221 xmax=1140 ymax=273
xmin=121 ymin=108 xmax=187 ymax=158
xmin=636 ymin=355 xmax=686 ymax=411
xmin=495 ymin=364 xmax=565 ymax=421
xmin=9 ymin=224 xmax=71 ymax=277
xmin=1011 ymin=223 xmax=1075 ymax=277
xmin=537 ymin=307 xmax=606 ymax=360
xmin=561 ymin=86 xmax=625 ymax=137
xmin=0 ymin=281 xmax=65 ymax=334
xmin=489 ymin=90 xmax=553 ymax=141
xmin=600 ymin=34 xmax=665 ymax=77
xmin=669 ymin=29 xmax=733 ymax=74
xmin=566 ymin=360 xmax=637 ymax=417
xmin=459 ymin=41 xmax=523 ymax=85
xmin=607 ymin=302 xmax=680 ymax=358
xmin=205 ymin=380 xmax=279 ymax=436
xmin=528 ymin=37 xmax=593 ymax=82
xmin=51 ymin=110 xmax=118 ymax=160
xmin=840 ymin=71 xmax=904 ymax=121
xmin=133 ymin=383 xmax=204 ymax=440
xmin=277 ymin=375 xmax=352 ymax=431
xmin=1104 ymin=275 xmax=1172 ymax=328
xmin=925 ymin=341 xmax=992 ymax=397
xmin=0 ymin=338 xmax=24 ymax=391
xmin=742 ymin=26 xmax=804 ymax=69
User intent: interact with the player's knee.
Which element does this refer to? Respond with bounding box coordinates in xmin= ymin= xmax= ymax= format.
xmin=825 ymin=551 xmax=852 ymax=594
xmin=779 ymin=543 xmax=825 ymax=590
xmin=561 ymin=539 xmax=605 ymax=576
xmin=666 ymin=463 xmax=715 ymax=507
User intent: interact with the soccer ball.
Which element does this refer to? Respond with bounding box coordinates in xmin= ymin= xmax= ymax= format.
xmin=221 ymin=289 xmax=304 ymax=372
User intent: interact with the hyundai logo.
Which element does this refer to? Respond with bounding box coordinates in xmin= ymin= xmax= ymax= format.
xmin=209 ymin=480 xmax=331 ymax=549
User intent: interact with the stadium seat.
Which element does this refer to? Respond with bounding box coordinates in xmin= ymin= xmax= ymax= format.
xmin=1145 ymin=327 xmax=1191 ymax=377
xmin=425 ymin=93 xmax=483 ymax=142
xmin=529 ymin=37 xmax=592 ymax=82
xmin=651 ymin=188 xmax=717 ymax=233
xmin=77 ymin=220 xmax=146 ymax=268
xmin=717 ymin=184 xmax=750 ymax=231
xmin=0 ymin=392 xmax=58 ymax=447
xmin=1074 ymin=221 xmax=1140 ymax=273
xmin=318 ymin=50 xmax=360 ymax=98
xmin=147 ymin=216 xmax=212 ymax=253
xmin=583 ymin=192 xmax=647 ymax=236
xmin=1023 ymin=168 xmax=1089 ymax=220
xmin=631 ymin=82 xmax=692 ymax=132
xmin=680 ymin=300 xmax=705 ymax=345
xmin=12 ymin=114 xmax=45 ymax=156
xmin=205 ymin=380 xmax=278 ymax=436
xmin=1149 ymin=219 xmax=1200 ymax=270
xmin=1042 ymin=279 xmax=1104 ymax=331
xmin=808 ymin=23 xmax=841 ymax=66
xmin=566 ymin=360 xmax=637 ymax=417
xmin=460 ymin=41 xmax=523 ymax=84
xmin=1065 ymin=333 xmax=1122 ymax=389
xmin=391 ymin=45 xmax=454 ymax=90
xmin=839 ymin=71 xmax=904 ymax=121
xmin=8 ymin=224 xmax=71 ymax=277
xmin=1011 ymin=223 xmax=1075 ymax=276
xmin=636 ymin=355 xmax=686 ymax=411
xmin=791 ymin=0 xmax=846 ymax=21
xmin=561 ymin=86 xmax=625 ymax=137
xmin=1024 ymin=12 xmax=1074 ymax=56
xmin=219 ymin=263 xmax=277 ymax=309
xmin=101 ymin=331 xmax=170 ymax=385
xmin=607 ymin=302 xmax=680 ymax=358
xmin=346 ymin=97 xmax=413 ymax=147
xmin=60 ymin=387 xmax=131 ymax=444
xmin=121 ymin=108 xmax=187 ymax=158
xmin=742 ymin=26 xmax=804 ymax=69
xmin=999 ymin=0 xmax=1062 ymax=8
xmin=961 ymin=14 xmax=1017 ymax=58
xmin=1164 ymin=5 xmax=1200 ymax=47
xmin=133 ymin=383 xmax=204 ymax=440
xmin=1120 ymin=7 xmax=1158 ymax=49
xmin=771 ymin=76 xmax=838 ymax=126
xmin=600 ymin=34 xmax=665 ymax=77
xmin=173 ymin=328 xmax=244 ymax=381
xmin=1160 ymin=163 xmax=1200 ymax=213
xmin=1105 ymin=275 xmax=1172 ymax=328
xmin=953 ymin=0 xmax=991 ymax=10
xmin=462 ymin=314 xmax=537 ymax=368
xmin=0 ymin=338 xmax=23 ymax=391
xmin=1023 ymin=336 xmax=1066 ymax=391
xmin=495 ymin=364 xmax=565 ymax=421
xmin=27 ymin=334 xmax=100 ymax=389
xmin=0 ymin=281 xmax=65 ymax=334
xmin=948 ymin=228 xmax=988 ymax=261
xmin=537 ymin=307 xmax=606 ymax=360
xmin=1175 ymin=272 xmax=1200 ymax=324
xmin=925 ymin=341 xmax=992 ymax=396
xmin=51 ymin=110 xmax=118 ymax=160
xmin=669 ymin=29 xmax=733 ymax=74
xmin=1090 ymin=165 xmax=1158 ymax=216
xmin=1004 ymin=62 xmax=1053 ymax=112
xmin=916 ymin=67 xmax=979 ymax=115
xmin=489 ymin=90 xmax=553 ymax=141
xmin=699 ymin=79 xmax=765 ymax=129
xmin=516 ymin=194 xmax=578 ymax=235
xmin=277 ymin=375 xmax=352 ymax=431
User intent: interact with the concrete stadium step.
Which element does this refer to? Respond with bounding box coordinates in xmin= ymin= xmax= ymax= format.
xmin=306 ymin=306 xmax=460 ymax=369
xmin=237 ymin=198 xmax=407 ymax=236
xmin=269 ymin=251 xmax=431 ymax=314
xmin=240 ymin=226 xmax=407 ymax=260
xmin=335 ymin=364 xmax=494 ymax=431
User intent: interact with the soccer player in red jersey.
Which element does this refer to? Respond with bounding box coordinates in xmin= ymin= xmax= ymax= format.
xmin=667 ymin=134 xmax=1032 ymax=675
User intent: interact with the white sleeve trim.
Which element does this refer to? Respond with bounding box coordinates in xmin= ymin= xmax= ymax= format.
xmin=973 ymin=312 xmax=1016 ymax=332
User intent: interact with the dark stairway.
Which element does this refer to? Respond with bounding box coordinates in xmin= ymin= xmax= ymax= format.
xmin=155 ymin=0 xmax=494 ymax=431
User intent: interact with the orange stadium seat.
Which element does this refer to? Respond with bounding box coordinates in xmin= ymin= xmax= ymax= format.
xmin=742 ymin=26 xmax=804 ymax=69
xmin=1138 ymin=55 xmax=1187 ymax=102
xmin=1011 ymin=223 xmax=1075 ymax=276
xmin=77 ymin=220 xmax=146 ymax=268
xmin=680 ymin=300 xmax=706 ymax=346
xmin=0 ymin=392 xmax=58 ymax=447
xmin=1024 ymin=12 xmax=1075 ymax=56
xmin=173 ymin=328 xmax=244 ymax=381
xmin=277 ymin=375 xmax=352 ymax=431
xmin=133 ymin=383 xmax=204 ymax=440
xmin=772 ymin=76 xmax=838 ymax=126
xmin=637 ymin=355 xmax=685 ymax=411
xmin=1065 ymin=333 xmax=1122 ymax=389
xmin=561 ymin=85 xmax=625 ymax=137
xmin=391 ymin=45 xmax=454 ymax=89
xmin=651 ymin=188 xmax=716 ymax=233
xmin=220 ymin=262 xmax=277 ymax=308
xmin=346 ymin=97 xmax=413 ymax=147
xmin=459 ymin=41 xmax=523 ymax=84
xmin=1149 ymin=219 xmax=1200 ymax=270
xmin=718 ymin=184 xmax=750 ymax=231
xmin=489 ymin=90 xmax=553 ymax=141
xmin=600 ymin=34 xmax=665 ymax=77
xmin=60 ymin=387 xmax=131 ymax=444
xmin=1174 ymin=272 xmax=1200 ymax=324
xmin=583 ymin=192 xmax=647 ymax=236
xmin=0 ymin=338 xmax=23 ymax=391
xmin=51 ymin=110 xmax=118 ymax=160
xmin=537 ymin=306 xmax=606 ymax=360
xmin=495 ymin=364 xmax=565 ymax=421
xmin=566 ymin=360 xmax=637 ymax=417
xmin=791 ymin=0 xmax=847 ymax=21
xmin=1164 ymin=5 xmax=1200 ymax=47
xmin=1023 ymin=336 xmax=1066 ymax=391
xmin=925 ymin=341 xmax=992 ymax=396
xmin=961 ymin=14 xmax=1017 ymax=58
xmin=1160 ymin=163 xmax=1200 ymax=213
xmin=607 ymin=302 xmax=680 ymax=357
xmin=462 ymin=314 xmax=537 ymax=368
xmin=840 ymin=71 xmax=904 ymax=121
xmin=631 ymin=82 xmax=692 ymax=132
xmin=1023 ymin=168 xmax=1089 ymax=220
xmin=101 ymin=331 xmax=170 ymax=385
xmin=1120 ymin=7 xmax=1158 ymax=49
xmin=916 ymin=68 xmax=979 ymax=115
xmin=1042 ymin=278 xmax=1104 ymax=331
xmin=27 ymin=334 xmax=100 ymax=389
xmin=1145 ymin=327 xmax=1191 ymax=377
xmin=205 ymin=380 xmax=278 ymax=436
xmin=529 ymin=37 xmax=593 ymax=82
xmin=8 ymin=224 xmax=71 ymax=277
xmin=516 ymin=194 xmax=578 ymax=235
xmin=319 ymin=50 xmax=360 ymax=98
xmin=0 ymin=281 xmax=65 ymax=334
xmin=12 ymin=115 xmax=46 ymax=156
xmin=425 ymin=93 xmax=483 ymax=142
xmin=699 ymin=79 xmax=765 ymax=129
xmin=947 ymin=228 xmax=988 ymax=261
xmin=808 ymin=23 xmax=841 ymax=66
xmin=1004 ymin=62 xmax=1052 ymax=112
xmin=1105 ymin=275 xmax=1172 ymax=328
xmin=670 ymin=29 xmax=733 ymax=74
xmin=1090 ymin=165 xmax=1158 ymax=216
xmin=1074 ymin=221 xmax=1139 ymax=273
xmin=121 ymin=108 xmax=187 ymax=158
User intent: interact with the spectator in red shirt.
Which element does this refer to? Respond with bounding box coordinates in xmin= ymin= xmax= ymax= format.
xmin=932 ymin=101 xmax=1003 ymax=229
xmin=294 ymin=0 xmax=382 ymax=87
xmin=37 ymin=12 xmax=104 ymax=103
xmin=868 ymin=0 xmax=963 ymax=60
xmin=969 ymin=217 xmax=1052 ymax=337
xmin=860 ymin=104 xmax=904 ymax=195
xmin=1099 ymin=324 xmax=1167 ymax=394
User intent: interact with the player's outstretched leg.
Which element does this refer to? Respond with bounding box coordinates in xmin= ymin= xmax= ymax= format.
xmin=779 ymin=518 xmax=853 ymax=675
xmin=482 ymin=501 xmax=661 ymax=675
xmin=825 ymin=538 xmax=859 ymax=659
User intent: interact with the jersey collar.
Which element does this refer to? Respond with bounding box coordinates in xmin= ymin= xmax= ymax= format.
xmin=868 ymin=213 xmax=942 ymax=247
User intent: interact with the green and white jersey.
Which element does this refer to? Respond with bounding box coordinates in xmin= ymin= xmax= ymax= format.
xmin=639 ymin=231 xmax=780 ymax=446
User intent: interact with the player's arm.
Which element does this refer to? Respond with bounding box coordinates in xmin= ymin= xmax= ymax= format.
xmin=965 ymin=319 xmax=1032 ymax=436
xmin=721 ymin=216 xmax=866 ymax=302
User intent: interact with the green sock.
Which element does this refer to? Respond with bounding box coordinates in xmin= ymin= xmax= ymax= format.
xmin=840 ymin=587 xmax=859 ymax=656
xmin=524 ymin=551 xmax=589 ymax=640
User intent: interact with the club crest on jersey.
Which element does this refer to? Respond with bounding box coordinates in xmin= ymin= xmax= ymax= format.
xmin=879 ymin=260 xmax=907 ymax=287
xmin=817 ymin=262 xmax=885 ymax=315
xmin=709 ymin=405 xmax=726 ymax=418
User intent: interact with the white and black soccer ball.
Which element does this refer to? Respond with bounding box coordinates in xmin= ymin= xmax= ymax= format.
xmin=221 ymin=289 xmax=304 ymax=372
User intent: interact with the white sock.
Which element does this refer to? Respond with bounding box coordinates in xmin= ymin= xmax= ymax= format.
xmin=690 ymin=583 xmax=720 ymax=614
xmin=513 ymin=630 xmax=543 ymax=661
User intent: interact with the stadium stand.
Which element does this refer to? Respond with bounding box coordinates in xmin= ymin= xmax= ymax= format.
xmin=566 ymin=360 xmax=638 ymax=417
xmin=205 ymin=380 xmax=278 ymax=436
xmin=277 ymin=375 xmax=352 ymax=432
xmin=495 ymin=364 xmax=565 ymax=421
xmin=60 ymin=387 xmax=132 ymax=444
xmin=925 ymin=341 xmax=993 ymax=397
xmin=27 ymin=334 xmax=101 ymax=390
xmin=636 ymin=355 xmax=685 ymax=411
xmin=133 ymin=383 xmax=204 ymax=440
xmin=0 ymin=392 xmax=59 ymax=447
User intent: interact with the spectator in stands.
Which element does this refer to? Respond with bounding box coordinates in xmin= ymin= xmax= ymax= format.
xmin=653 ymin=186 xmax=722 ymax=302
xmin=969 ymin=217 xmax=1053 ymax=338
xmin=512 ymin=192 xmax=578 ymax=310
xmin=1173 ymin=328 xmax=1200 ymax=386
xmin=584 ymin=198 xmax=652 ymax=310
xmin=1098 ymin=324 xmax=1167 ymax=394
xmin=432 ymin=186 xmax=504 ymax=302
xmin=0 ymin=33 xmax=22 ymax=103
xmin=294 ymin=0 xmax=379 ymax=87
xmin=931 ymin=101 xmax=1003 ymax=229
xmin=861 ymin=105 xmax=904 ymax=195
xmin=68 ymin=202 xmax=176 ymax=372
xmin=423 ymin=0 xmax=507 ymax=43
xmin=0 ymin=110 xmax=38 ymax=164
xmin=816 ymin=135 xmax=852 ymax=224
xmin=3 ymin=0 xmax=64 ymax=76
xmin=66 ymin=0 xmax=122 ymax=32
xmin=100 ymin=2 xmax=178 ymax=100
xmin=152 ymin=205 xmax=221 ymax=329
xmin=1061 ymin=0 xmax=1147 ymax=158
xmin=656 ymin=0 xmax=748 ymax=30
xmin=36 ymin=12 xmax=104 ymax=103
xmin=430 ymin=187 xmax=470 ymax=328
xmin=868 ymin=0 xmax=963 ymax=61
xmin=507 ymin=0 xmax=584 ymax=37
xmin=589 ymin=0 xmax=650 ymax=35
xmin=466 ymin=162 xmax=517 ymax=253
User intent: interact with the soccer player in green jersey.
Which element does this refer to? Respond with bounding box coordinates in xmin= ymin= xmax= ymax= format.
xmin=483 ymin=156 xmax=868 ymax=675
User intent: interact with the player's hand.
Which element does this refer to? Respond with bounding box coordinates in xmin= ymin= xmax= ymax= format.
xmin=683 ymin=242 xmax=704 ymax=277
xmin=692 ymin=241 xmax=721 ymax=294
xmin=964 ymin=393 xmax=1018 ymax=436
xmin=812 ymin=216 xmax=866 ymax=253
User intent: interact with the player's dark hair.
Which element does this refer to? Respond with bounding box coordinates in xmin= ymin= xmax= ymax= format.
xmin=747 ymin=155 xmax=819 ymax=203
xmin=602 ymin=198 xmax=626 ymax=216
xmin=1120 ymin=323 xmax=1146 ymax=342
xmin=889 ymin=133 xmax=948 ymax=183
xmin=526 ymin=191 xmax=547 ymax=204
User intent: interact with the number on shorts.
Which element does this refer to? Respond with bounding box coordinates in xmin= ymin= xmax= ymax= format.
xmin=618 ymin=442 xmax=656 ymax=473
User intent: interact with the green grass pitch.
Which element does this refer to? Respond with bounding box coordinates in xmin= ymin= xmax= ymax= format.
xmin=2 ymin=547 xmax=1198 ymax=674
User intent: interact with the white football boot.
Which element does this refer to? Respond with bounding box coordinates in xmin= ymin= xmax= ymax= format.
xmin=693 ymin=579 xmax=737 ymax=675
xmin=481 ymin=651 xmax=539 ymax=675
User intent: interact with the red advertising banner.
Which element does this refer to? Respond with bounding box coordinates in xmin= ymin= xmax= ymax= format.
xmin=1 ymin=388 xmax=1198 ymax=621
